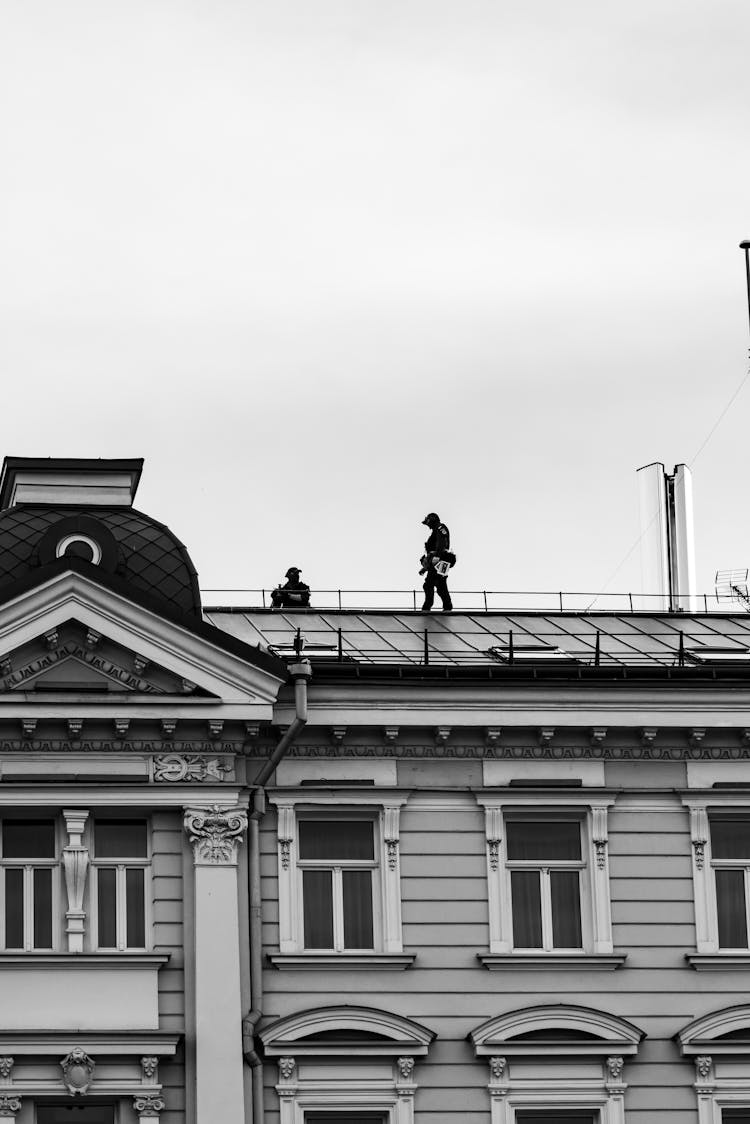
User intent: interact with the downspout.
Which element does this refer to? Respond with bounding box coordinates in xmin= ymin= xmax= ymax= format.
xmin=243 ymin=659 xmax=311 ymax=1124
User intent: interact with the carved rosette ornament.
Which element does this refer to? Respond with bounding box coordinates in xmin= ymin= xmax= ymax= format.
xmin=154 ymin=754 xmax=231 ymax=783
xmin=0 ymin=1059 xmax=12 ymax=1081
xmin=184 ymin=805 xmax=248 ymax=865
xmin=278 ymin=1057 xmax=296 ymax=1081
xmin=489 ymin=1056 xmax=507 ymax=1083
xmin=695 ymin=1055 xmax=714 ymax=1085
xmin=397 ymin=1056 xmax=415 ymax=1080
xmin=60 ymin=1048 xmax=95 ymax=1095
xmin=606 ymin=1056 xmax=624 ymax=1082
xmin=0 ymin=1097 xmax=21 ymax=1117
xmin=141 ymin=1056 xmax=159 ymax=1081
xmin=133 ymin=1095 xmax=165 ymax=1117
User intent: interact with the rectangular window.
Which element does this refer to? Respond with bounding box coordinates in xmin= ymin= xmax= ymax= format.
xmin=298 ymin=819 xmax=376 ymax=951
xmin=723 ymin=1112 xmax=750 ymax=1124
xmin=2 ymin=819 xmax=56 ymax=950
xmin=711 ymin=816 xmax=750 ymax=949
xmin=306 ymin=1116 xmax=387 ymax=1124
xmin=507 ymin=820 xmax=584 ymax=951
xmin=93 ymin=819 xmax=148 ymax=950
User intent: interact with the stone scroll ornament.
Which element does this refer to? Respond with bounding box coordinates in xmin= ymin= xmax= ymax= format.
xmin=184 ymin=805 xmax=248 ymax=864
xmin=60 ymin=1048 xmax=95 ymax=1095
xmin=0 ymin=1097 xmax=21 ymax=1117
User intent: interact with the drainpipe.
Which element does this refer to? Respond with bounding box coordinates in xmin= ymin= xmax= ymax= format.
xmin=243 ymin=659 xmax=311 ymax=1124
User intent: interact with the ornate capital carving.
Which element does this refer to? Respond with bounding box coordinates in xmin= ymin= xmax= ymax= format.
xmin=0 ymin=1096 xmax=21 ymax=1117
xmin=690 ymin=807 xmax=709 ymax=870
xmin=184 ymin=805 xmax=248 ymax=864
xmin=397 ymin=1056 xmax=415 ymax=1080
xmin=60 ymin=1048 xmax=95 ymax=1095
xmin=489 ymin=1056 xmax=507 ymax=1082
xmin=133 ymin=1095 xmax=165 ymax=1117
xmin=278 ymin=1056 xmax=296 ymax=1081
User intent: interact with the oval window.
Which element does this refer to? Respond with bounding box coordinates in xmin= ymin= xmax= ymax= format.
xmin=55 ymin=534 xmax=102 ymax=565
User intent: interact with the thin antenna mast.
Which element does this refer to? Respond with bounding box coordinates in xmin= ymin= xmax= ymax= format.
xmin=740 ymin=240 xmax=750 ymax=343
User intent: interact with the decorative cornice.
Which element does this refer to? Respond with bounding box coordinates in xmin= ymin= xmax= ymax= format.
xmin=184 ymin=805 xmax=248 ymax=864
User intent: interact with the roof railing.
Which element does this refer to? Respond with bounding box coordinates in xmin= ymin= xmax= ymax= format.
xmin=201 ymin=588 xmax=737 ymax=614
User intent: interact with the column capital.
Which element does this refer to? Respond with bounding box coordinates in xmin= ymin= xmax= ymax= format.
xmin=184 ymin=805 xmax=248 ymax=865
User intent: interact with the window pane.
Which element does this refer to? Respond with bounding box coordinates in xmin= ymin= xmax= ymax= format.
xmin=3 ymin=820 xmax=55 ymax=858
xmin=33 ymin=867 xmax=52 ymax=948
xmin=550 ymin=869 xmax=583 ymax=948
xmin=126 ymin=868 xmax=146 ymax=947
xmin=303 ymin=869 xmax=334 ymax=948
xmin=4 ymin=868 xmax=23 ymax=948
xmin=723 ymin=1111 xmax=750 ymax=1123
xmin=712 ymin=818 xmax=750 ymax=859
xmin=516 ymin=1114 xmax=596 ymax=1124
xmin=299 ymin=821 xmax=374 ymax=861
xmin=37 ymin=1109 xmax=116 ymax=1124
xmin=97 ymin=867 xmax=117 ymax=947
xmin=511 ymin=869 xmax=543 ymax=947
xmin=306 ymin=1116 xmax=387 ymax=1124
xmin=507 ymin=821 xmax=581 ymax=861
xmin=342 ymin=870 xmax=374 ymax=948
xmin=95 ymin=820 xmax=147 ymax=858
xmin=717 ymin=869 xmax=748 ymax=948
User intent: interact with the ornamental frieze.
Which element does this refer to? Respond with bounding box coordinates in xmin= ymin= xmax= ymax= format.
xmin=154 ymin=754 xmax=233 ymax=783
xmin=1 ymin=642 xmax=159 ymax=693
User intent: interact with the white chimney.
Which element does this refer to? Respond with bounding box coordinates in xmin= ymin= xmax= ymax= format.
xmin=637 ymin=462 xmax=696 ymax=612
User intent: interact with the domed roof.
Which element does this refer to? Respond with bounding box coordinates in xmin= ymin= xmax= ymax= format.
xmin=0 ymin=504 xmax=201 ymax=618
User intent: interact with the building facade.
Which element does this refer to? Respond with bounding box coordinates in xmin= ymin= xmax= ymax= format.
xmin=0 ymin=457 xmax=749 ymax=1124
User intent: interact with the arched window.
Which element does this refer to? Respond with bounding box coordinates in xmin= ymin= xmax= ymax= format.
xmin=677 ymin=1004 xmax=750 ymax=1123
xmin=259 ymin=1005 xmax=436 ymax=1124
xmin=469 ymin=1004 xmax=645 ymax=1124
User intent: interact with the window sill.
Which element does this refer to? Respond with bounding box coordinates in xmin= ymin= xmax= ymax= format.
xmin=687 ymin=953 xmax=750 ymax=970
xmin=478 ymin=952 xmax=627 ymax=971
xmin=0 ymin=953 xmax=169 ymax=969
xmin=268 ymin=952 xmax=416 ymax=971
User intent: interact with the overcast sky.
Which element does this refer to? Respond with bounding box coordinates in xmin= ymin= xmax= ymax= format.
xmin=1 ymin=1 xmax=749 ymax=609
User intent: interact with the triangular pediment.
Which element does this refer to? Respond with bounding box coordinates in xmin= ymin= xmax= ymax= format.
xmin=0 ymin=569 xmax=287 ymax=711
xmin=0 ymin=621 xmax=202 ymax=695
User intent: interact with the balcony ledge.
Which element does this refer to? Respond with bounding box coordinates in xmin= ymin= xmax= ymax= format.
xmin=687 ymin=953 xmax=750 ymax=970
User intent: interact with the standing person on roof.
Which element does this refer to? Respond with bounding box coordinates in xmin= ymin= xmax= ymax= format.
xmin=419 ymin=513 xmax=454 ymax=612
xmin=270 ymin=567 xmax=311 ymax=608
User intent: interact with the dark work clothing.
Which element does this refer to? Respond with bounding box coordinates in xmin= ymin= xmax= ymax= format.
xmin=422 ymin=521 xmax=452 ymax=610
xmin=424 ymin=522 xmax=450 ymax=559
xmin=271 ymin=581 xmax=310 ymax=608
xmin=422 ymin=568 xmax=452 ymax=611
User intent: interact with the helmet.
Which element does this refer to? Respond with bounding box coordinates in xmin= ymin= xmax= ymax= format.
xmin=285 ymin=567 xmax=301 ymax=577
xmin=422 ymin=513 xmax=440 ymax=527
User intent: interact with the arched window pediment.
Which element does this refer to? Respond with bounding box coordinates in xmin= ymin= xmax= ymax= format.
xmin=678 ymin=1003 xmax=750 ymax=1055
xmin=260 ymin=1005 xmax=436 ymax=1058
xmin=470 ymin=1004 xmax=645 ymax=1057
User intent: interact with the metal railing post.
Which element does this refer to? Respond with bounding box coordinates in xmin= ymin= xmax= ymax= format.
xmin=508 ymin=630 xmax=514 ymax=666
xmin=424 ymin=629 xmax=429 ymax=666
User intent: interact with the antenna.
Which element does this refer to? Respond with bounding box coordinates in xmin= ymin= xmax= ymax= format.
xmin=715 ymin=569 xmax=750 ymax=611
xmin=741 ymin=240 xmax=750 ymax=343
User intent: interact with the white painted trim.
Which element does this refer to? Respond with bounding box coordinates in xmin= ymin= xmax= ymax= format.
xmin=0 ymin=570 xmax=285 ymax=706
xmin=476 ymin=796 xmax=617 ymax=956
xmin=471 ymin=1004 xmax=643 ymax=1053
xmin=260 ymin=1004 xmax=435 ymax=1053
xmin=269 ymin=793 xmax=411 ymax=956
xmin=483 ymin=760 xmax=605 ymax=788
xmin=688 ymin=762 xmax=750 ymax=788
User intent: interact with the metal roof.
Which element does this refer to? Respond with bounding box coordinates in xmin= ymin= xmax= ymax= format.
xmin=203 ymin=607 xmax=750 ymax=670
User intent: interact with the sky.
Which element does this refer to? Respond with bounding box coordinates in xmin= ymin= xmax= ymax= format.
xmin=1 ymin=1 xmax=749 ymax=610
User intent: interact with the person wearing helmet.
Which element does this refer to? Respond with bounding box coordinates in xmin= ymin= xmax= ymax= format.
xmin=270 ymin=567 xmax=311 ymax=608
xmin=419 ymin=513 xmax=454 ymax=612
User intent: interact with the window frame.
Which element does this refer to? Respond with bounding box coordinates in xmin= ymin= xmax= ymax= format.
xmin=89 ymin=817 xmax=151 ymax=953
xmin=505 ymin=815 xmax=586 ymax=952
xmin=470 ymin=1004 xmax=643 ymax=1124
xmin=296 ymin=812 xmax=379 ymax=953
xmin=678 ymin=1003 xmax=750 ymax=1123
xmin=0 ymin=816 xmax=61 ymax=952
xmin=476 ymin=794 xmax=622 ymax=969
xmin=268 ymin=791 xmax=413 ymax=969
xmin=683 ymin=797 xmax=750 ymax=967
